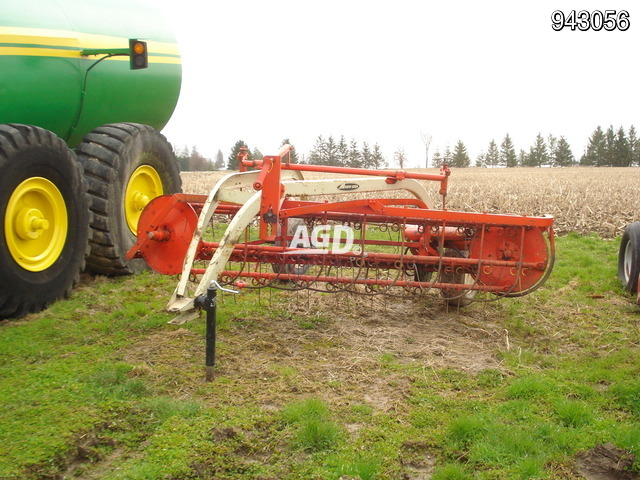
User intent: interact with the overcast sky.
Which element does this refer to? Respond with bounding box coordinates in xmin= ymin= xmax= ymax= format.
xmin=151 ymin=0 xmax=638 ymax=168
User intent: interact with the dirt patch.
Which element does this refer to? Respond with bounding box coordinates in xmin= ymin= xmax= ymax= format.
xmin=310 ymin=293 xmax=503 ymax=374
xmin=36 ymin=431 xmax=126 ymax=480
xmin=124 ymin=291 xmax=506 ymax=413
xmin=576 ymin=443 xmax=639 ymax=480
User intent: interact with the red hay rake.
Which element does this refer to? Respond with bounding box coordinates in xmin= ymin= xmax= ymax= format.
xmin=127 ymin=145 xmax=555 ymax=323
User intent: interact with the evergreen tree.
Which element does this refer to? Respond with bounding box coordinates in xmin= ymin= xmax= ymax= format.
xmin=547 ymin=135 xmax=557 ymax=167
xmin=443 ymin=145 xmax=453 ymax=166
xmin=500 ymin=134 xmax=517 ymax=167
xmin=553 ymin=136 xmax=575 ymax=167
xmin=615 ymin=126 xmax=632 ymax=167
xmin=308 ymin=135 xmax=326 ymax=165
xmin=371 ymin=143 xmax=386 ymax=168
xmin=526 ymin=133 xmax=549 ymax=167
xmin=580 ymin=126 xmax=606 ymax=166
xmin=485 ymin=139 xmax=499 ymax=168
xmin=451 ymin=140 xmax=470 ymax=168
xmin=361 ymin=141 xmax=372 ymax=169
xmin=227 ymin=140 xmax=251 ymax=170
xmin=475 ymin=151 xmax=486 ymax=168
xmin=323 ymin=136 xmax=339 ymax=166
xmin=348 ymin=139 xmax=361 ymax=168
xmin=252 ymin=147 xmax=263 ymax=160
xmin=280 ymin=138 xmax=300 ymax=164
xmin=518 ymin=149 xmax=528 ymax=167
xmin=629 ymin=125 xmax=639 ymax=166
xmin=337 ymin=135 xmax=349 ymax=167
xmin=605 ymin=125 xmax=617 ymax=166
xmin=213 ymin=149 xmax=225 ymax=170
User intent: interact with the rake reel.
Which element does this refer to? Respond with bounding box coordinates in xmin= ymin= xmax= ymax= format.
xmin=127 ymin=145 xmax=555 ymax=323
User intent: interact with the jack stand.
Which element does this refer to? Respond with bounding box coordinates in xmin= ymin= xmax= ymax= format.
xmin=194 ymin=281 xmax=241 ymax=381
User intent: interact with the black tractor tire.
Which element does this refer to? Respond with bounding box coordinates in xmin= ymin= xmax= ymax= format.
xmin=439 ymin=248 xmax=477 ymax=308
xmin=618 ymin=222 xmax=640 ymax=292
xmin=77 ymin=123 xmax=181 ymax=276
xmin=0 ymin=124 xmax=90 ymax=319
xmin=272 ymin=218 xmax=311 ymax=276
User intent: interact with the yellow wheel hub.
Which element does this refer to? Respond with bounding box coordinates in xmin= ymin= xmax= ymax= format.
xmin=124 ymin=165 xmax=163 ymax=234
xmin=5 ymin=177 xmax=68 ymax=272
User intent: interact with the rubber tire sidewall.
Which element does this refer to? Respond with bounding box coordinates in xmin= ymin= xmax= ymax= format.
xmin=116 ymin=128 xmax=179 ymax=273
xmin=0 ymin=125 xmax=89 ymax=318
xmin=271 ymin=218 xmax=311 ymax=275
xmin=618 ymin=221 xmax=640 ymax=293
xmin=439 ymin=248 xmax=477 ymax=308
xmin=79 ymin=124 xmax=181 ymax=275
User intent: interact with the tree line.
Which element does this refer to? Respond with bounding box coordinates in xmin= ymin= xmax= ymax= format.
xmin=433 ymin=125 xmax=639 ymax=168
xmin=305 ymin=135 xmax=387 ymax=169
xmin=175 ymin=146 xmax=224 ymax=171
xmin=226 ymin=136 xmax=387 ymax=170
xmin=435 ymin=133 xmax=577 ymax=168
xmin=179 ymin=136 xmax=388 ymax=171
xmin=579 ymin=125 xmax=639 ymax=167
xmin=225 ymin=139 xmax=300 ymax=170
xmin=176 ymin=124 xmax=640 ymax=171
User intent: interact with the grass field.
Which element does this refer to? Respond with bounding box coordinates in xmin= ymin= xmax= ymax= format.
xmin=1 ymin=168 xmax=640 ymax=480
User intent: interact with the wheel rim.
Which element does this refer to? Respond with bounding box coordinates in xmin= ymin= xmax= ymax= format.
xmin=624 ymin=240 xmax=633 ymax=283
xmin=124 ymin=165 xmax=163 ymax=235
xmin=5 ymin=177 xmax=68 ymax=272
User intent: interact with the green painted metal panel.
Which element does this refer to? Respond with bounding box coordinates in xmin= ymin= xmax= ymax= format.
xmin=69 ymin=62 xmax=181 ymax=146
xmin=0 ymin=0 xmax=181 ymax=146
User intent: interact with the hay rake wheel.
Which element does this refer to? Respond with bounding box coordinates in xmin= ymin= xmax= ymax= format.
xmin=127 ymin=145 xmax=555 ymax=323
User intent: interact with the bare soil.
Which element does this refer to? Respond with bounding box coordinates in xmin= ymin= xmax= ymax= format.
xmin=125 ymin=291 xmax=506 ymax=412
xmin=577 ymin=443 xmax=639 ymax=480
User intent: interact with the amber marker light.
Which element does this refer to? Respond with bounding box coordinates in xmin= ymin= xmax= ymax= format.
xmin=129 ymin=39 xmax=148 ymax=70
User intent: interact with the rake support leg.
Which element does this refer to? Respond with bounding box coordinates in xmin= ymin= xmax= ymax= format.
xmin=195 ymin=283 xmax=218 ymax=381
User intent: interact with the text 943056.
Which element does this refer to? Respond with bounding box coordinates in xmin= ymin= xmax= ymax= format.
xmin=551 ymin=10 xmax=630 ymax=31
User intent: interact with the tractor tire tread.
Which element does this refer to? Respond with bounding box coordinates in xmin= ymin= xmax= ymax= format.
xmin=618 ymin=221 xmax=640 ymax=293
xmin=0 ymin=124 xmax=90 ymax=319
xmin=77 ymin=123 xmax=181 ymax=276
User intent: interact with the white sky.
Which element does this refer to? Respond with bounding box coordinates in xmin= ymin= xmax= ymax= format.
xmin=152 ymin=1 xmax=638 ymax=168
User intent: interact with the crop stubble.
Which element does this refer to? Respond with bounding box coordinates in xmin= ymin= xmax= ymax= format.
xmin=181 ymin=167 xmax=640 ymax=238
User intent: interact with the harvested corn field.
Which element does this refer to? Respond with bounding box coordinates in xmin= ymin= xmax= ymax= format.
xmin=182 ymin=166 xmax=640 ymax=238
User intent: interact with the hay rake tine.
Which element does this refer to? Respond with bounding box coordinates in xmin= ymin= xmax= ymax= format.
xmin=126 ymin=144 xmax=555 ymax=324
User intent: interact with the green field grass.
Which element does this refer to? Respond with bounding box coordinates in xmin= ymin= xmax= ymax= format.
xmin=0 ymin=234 xmax=638 ymax=480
